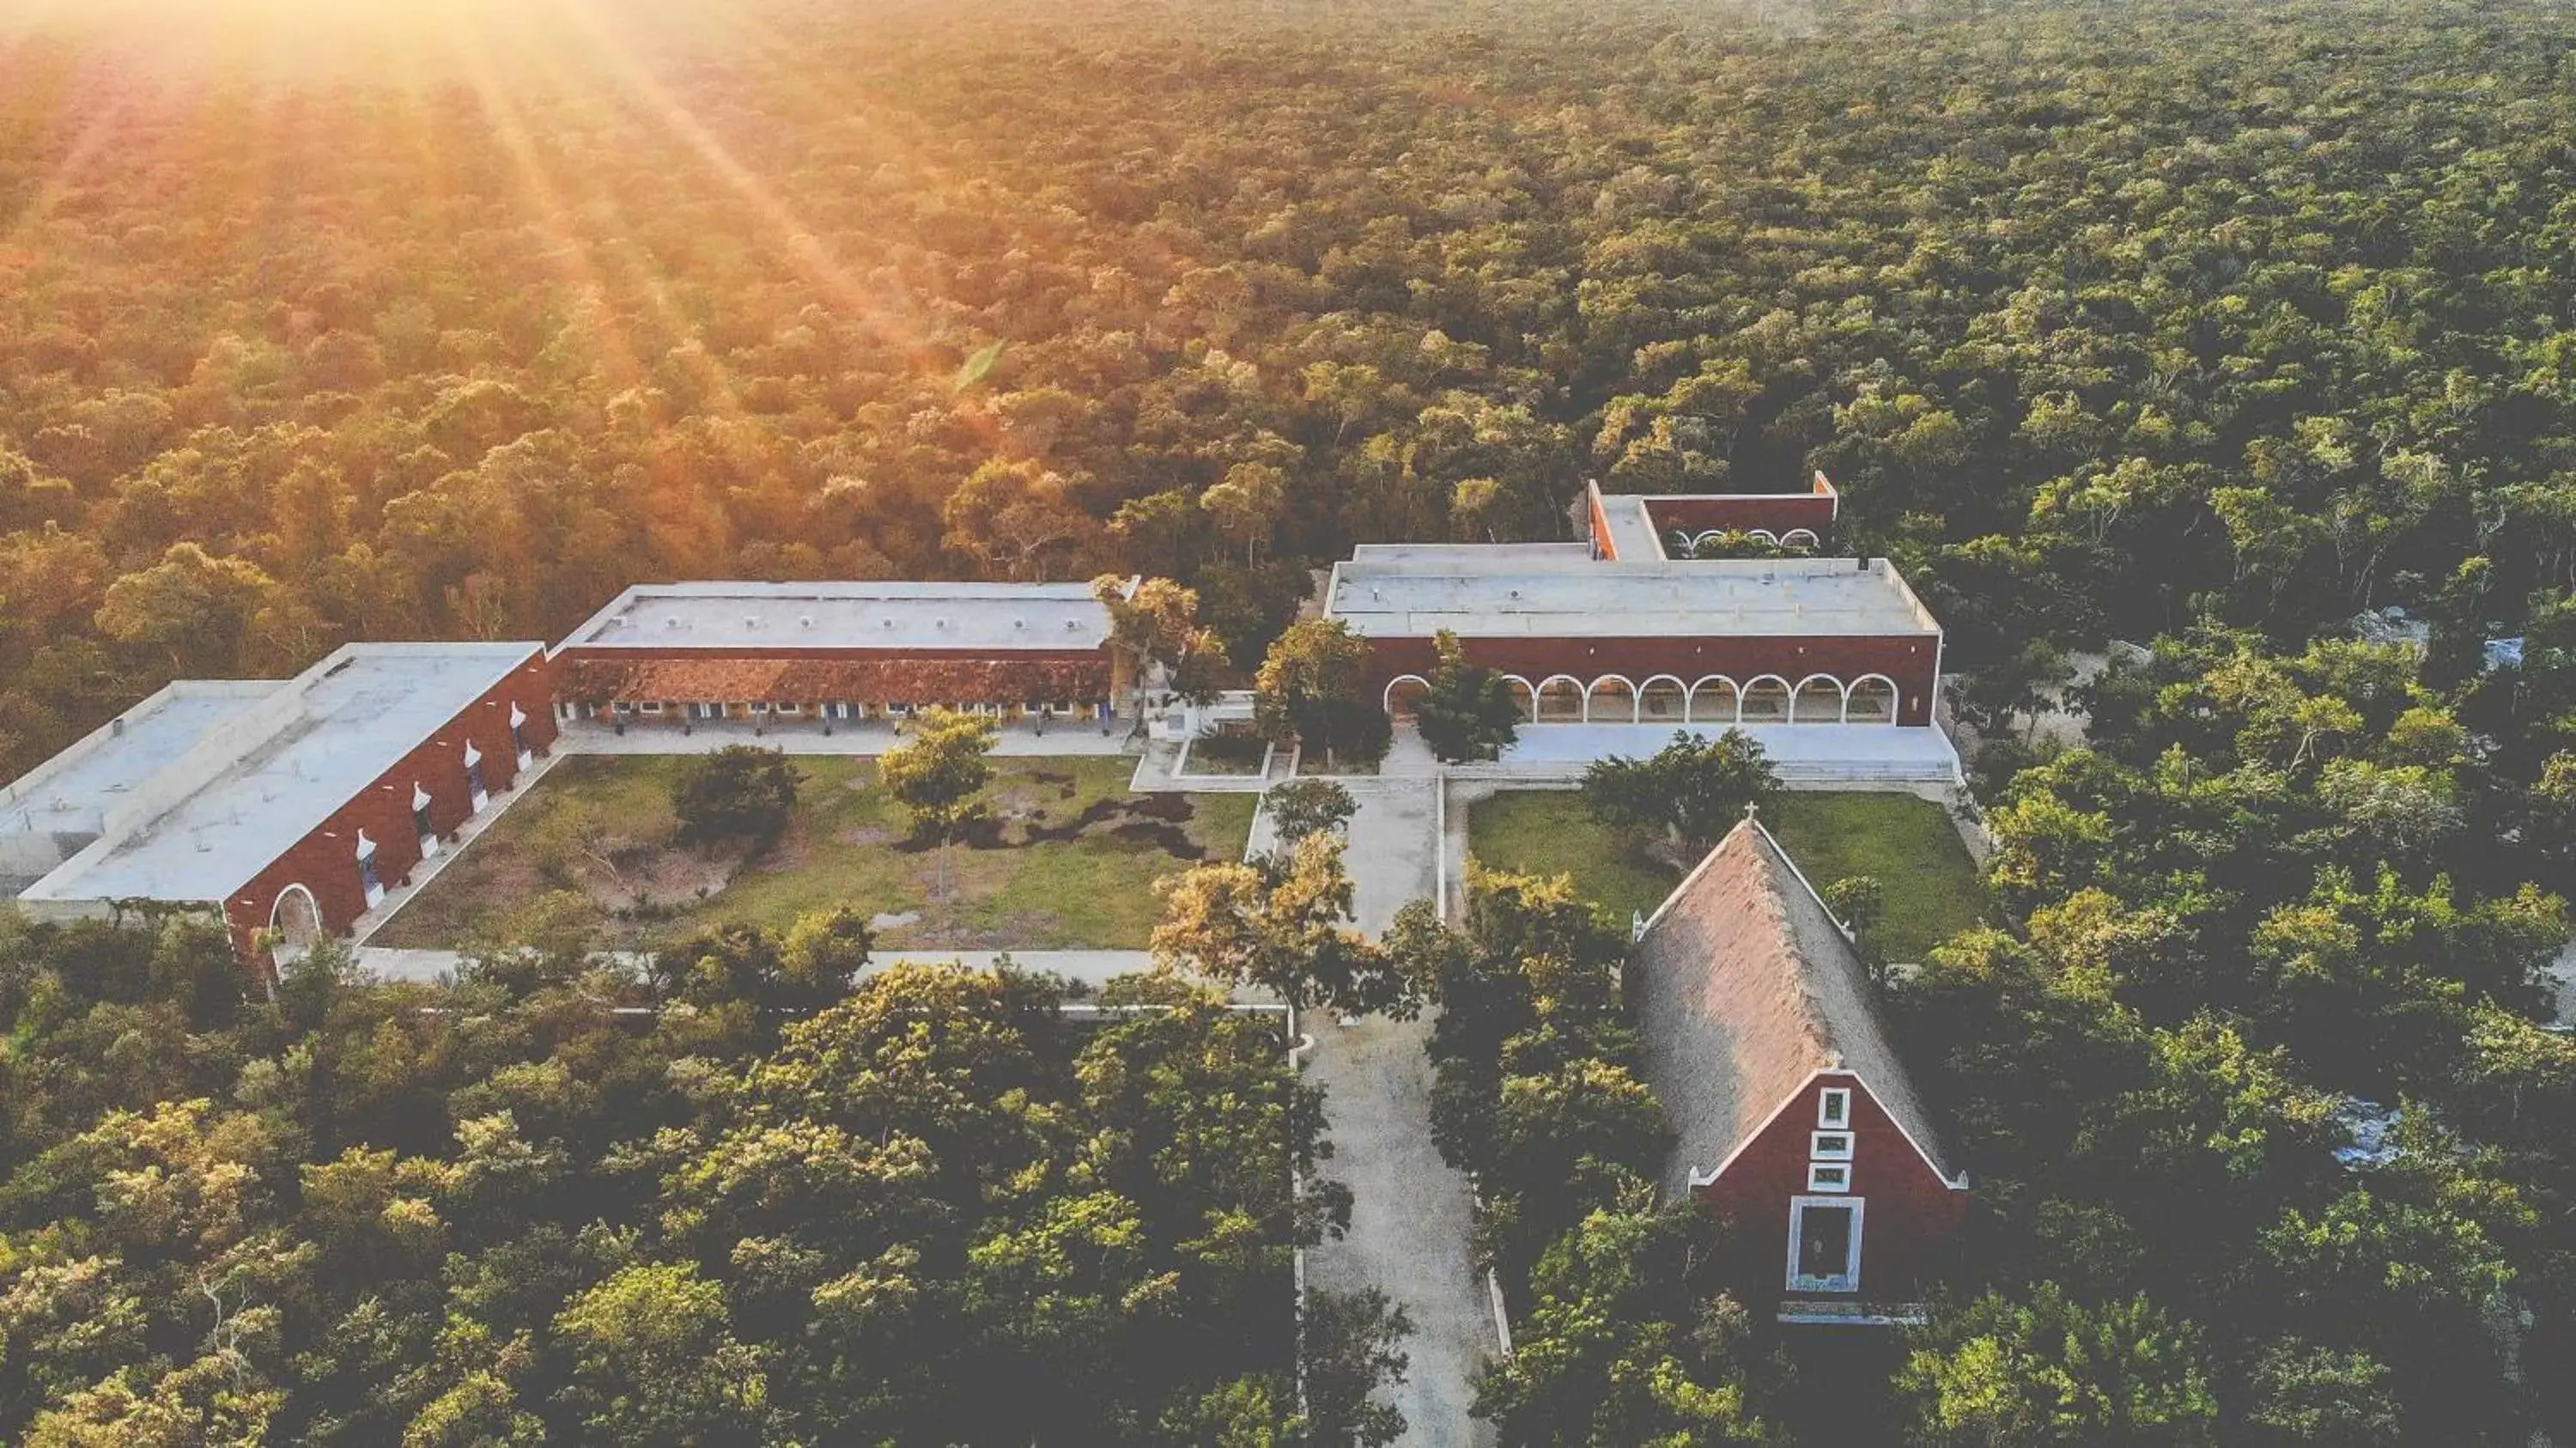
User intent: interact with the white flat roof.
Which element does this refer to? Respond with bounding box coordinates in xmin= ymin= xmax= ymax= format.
xmin=18 ymin=642 xmax=539 ymax=907
xmin=1327 ymin=557 xmax=1940 ymax=638
xmin=1 ymin=681 xmax=278 ymax=840
xmin=1596 ymin=495 xmax=1666 ymax=560
xmin=562 ymin=581 xmax=1115 ymax=654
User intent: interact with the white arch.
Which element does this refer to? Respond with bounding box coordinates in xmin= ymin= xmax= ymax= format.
xmin=1584 ymin=673 xmax=1639 ymax=723
xmin=1844 ymin=673 xmax=1900 ymax=724
xmin=1688 ymin=529 xmax=1725 ymax=551
xmin=1382 ymin=674 xmax=1432 ymax=716
xmin=1783 ymin=527 xmax=1820 ymax=549
xmin=1534 ymin=674 xmax=1588 ymax=723
xmin=1739 ymin=673 xmax=1793 ymax=723
xmin=1792 ymin=673 xmax=1847 ymax=724
xmin=1686 ymin=675 xmax=1741 ymax=724
xmin=1747 ymin=528 xmax=1779 ymax=545
xmin=270 ymin=883 xmax=322 ymax=964
xmin=1637 ymin=674 xmax=1689 ymax=721
xmin=1498 ymin=673 xmax=1539 ymax=721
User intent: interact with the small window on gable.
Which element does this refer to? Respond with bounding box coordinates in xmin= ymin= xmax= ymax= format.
xmin=1819 ymin=1087 xmax=1850 ymax=1129
xmin=1811 ymin=1131 xmax=1854 ymax=1162
xmin=1807 ymin=1162 xmax=1851 ymax=1193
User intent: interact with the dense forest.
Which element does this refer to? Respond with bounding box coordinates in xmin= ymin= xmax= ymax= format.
xmin=0 ymin=916 xmax=1378 ymax=1443
xmin=7 ymin=0 xmax=2576 ymax=1442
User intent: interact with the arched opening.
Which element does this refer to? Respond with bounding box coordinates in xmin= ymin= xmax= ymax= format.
xmin=1747 ymin=528 xmax=1779 ymax=545
xmin=1783 ymin=528 xmax=1820 ymax=551
xmin=1586 ymin=675 xmax=1637 ymax=723
xmin=1534 ymin=675 xmax=1587 ymax=723
xmin=1382 ymin=674 xmax=1432 ymax=721
xmin=1792 ymin=674 xmax=1846 ymax=723
xmin=1845 ymin=674 xmax=1899 ymax=724
xmin=1740 ymin=675 xmax=1792 ymax=724
xmin=1500 ymin=674 xmax=1538 ymax=721
xmin=1638 ymin=675 xmax=1688 ymax=723
xmin=270 ymin=884 xmax=322 ymax=965
xmin=1687 ymin=676 xmax=1741 ymax=724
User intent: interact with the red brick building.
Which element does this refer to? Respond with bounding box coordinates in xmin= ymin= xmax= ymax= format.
xmin=1327 ymin=481 xmax=1946 ymax=736
xmin=552 ymin=581 xmax=1134 ymax=730
xmin=1630 ymin=818 xmax=1968 ymax=1321
xmin=3 ymin=642 xmax=556 ymax=970
xmin=1589 ymin=475 xmax=1842 ymax=559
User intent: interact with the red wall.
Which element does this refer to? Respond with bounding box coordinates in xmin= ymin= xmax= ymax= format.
xmin=1644 ymin=493 xmax=1838 ymax=541
xmin=225 ymin=650 xmax=559 ymax=967
xmin=1364 ymin=633 xmax=1941 ymax=727
xmin=1696 ymin=1071 xmax=1966 ymax=1299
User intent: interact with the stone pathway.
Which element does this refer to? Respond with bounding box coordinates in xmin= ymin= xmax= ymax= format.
xmin=1297 ymin=777 xmax=1498 ymax=1447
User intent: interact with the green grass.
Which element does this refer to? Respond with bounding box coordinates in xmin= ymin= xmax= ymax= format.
xmin=1465 ymin=789 xmax=1989 ymax=961
xmin=374 ymin=755 xmax=1256 ymax=952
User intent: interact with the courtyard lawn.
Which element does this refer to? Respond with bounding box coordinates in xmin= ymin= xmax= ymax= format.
xmin=1465 ymin=789 xmax=1988 ymax=962
xmin=372 ymin=754 xmax=1256 ymax=952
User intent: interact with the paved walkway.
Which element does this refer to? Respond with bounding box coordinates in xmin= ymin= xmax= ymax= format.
xmin=1297 ymin=777 xmax=1497 ymax=1446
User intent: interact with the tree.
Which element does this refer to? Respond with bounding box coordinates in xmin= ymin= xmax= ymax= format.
xmin=1252 ymin=618 xmax=1389 ymax=767
xmin=1896 ymin=1286 xmax=2219 ymax=1447
xmin=1413 ymin=629 xmax=1520 ymax=764
xmin=1581 ymin=730 xmax=1779 ymax=860
xmin=553 ymin=1262 xmax=775 ymax=1445
xmin=92 ymin=542 xmax=286 ymax=675
xmin=1096 ymin=573 xmax=1225 ymax=708
xmin=671 ymin=745 xmax=799 ymax=849
xmin=877 ymin=708 xmax=998 ymax=898
xmin=1263 ymin=778 xmax=1355 ymax=848
xmin=1822 ymin=874 xmax=1887 ymax=977
xmin=1150 ymin=830 xmax=1407 ymax=1015
xmin=1956 ymin=639 xmax=2073 ymax=746
xmin=1302 ymin=1288 xmax=1412 ymax=1448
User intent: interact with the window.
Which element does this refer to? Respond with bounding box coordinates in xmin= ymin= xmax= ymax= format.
xmin=637 ymin=701 xmax=664 ymax=715
xmin=1819 ymin=1088 xmax=1850 ymax=1128
xmin=1807 ymin=1163 xmax=1851 ymax=1193
xmin=776 ymin=703 xmax=801 ymax=716
xmin=1787 ymin=1196 xmax=1864 ymax=1293
xmin=1811 ymin=1131 xmax=1854 ymax=1162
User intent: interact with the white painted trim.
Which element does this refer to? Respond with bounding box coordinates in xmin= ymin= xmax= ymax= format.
xmin=410 ymin=783 xmax=433 ymax=811
xmin=1583 ymin=672 xmax=1639 ymax=723
xmin=1820 ymin=1086 xmax=1852 ymax=1128
xmin=1691 ymin=1066 xmax=1971 ymax=1196
xmin=1791 ymin=672 xmax=1847 ymax=723
xmin=1498 ymin=673 xmax=1539 ymax=721
xmin=353 ymin=830 xmax=377 ymax=861
xmin=1381 ymin=673 xmax=1432 ymax=715
xmin=1637 ymin=673 xmax=1690 ymax=721
xmin=1844 ymin=673 xmax=1900 ymax=725
xmin=462 ymin=740 xmax=483 ymax=767
xmin=1738 ymin=672 xmax=1793 ymax=722
xmin=1534 ymin=673 xmax=1587 ymax=721
xmin=269 ymin=882 xmax=322 ymax=961
xmin=1787 ymin=1195 xmax=1865 ymax=1293
xmin=1807 ymin=1162 xmax=1852 ymax=1192
xmin=1811 ymin=1129 xmax=1855 ymax=1161
xmin=1686 ymin=674 xmax=1741 ymax=724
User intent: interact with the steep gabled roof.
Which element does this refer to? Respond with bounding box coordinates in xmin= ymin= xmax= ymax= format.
xmin=1630 ymin=816 xmax=1958 ymax=1200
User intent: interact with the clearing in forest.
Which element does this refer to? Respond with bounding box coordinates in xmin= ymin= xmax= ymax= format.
xmin=370 ymin=755 xmax=1256 ymax=952
xmin=1466 ymin=789 xmax=1989 ymax=963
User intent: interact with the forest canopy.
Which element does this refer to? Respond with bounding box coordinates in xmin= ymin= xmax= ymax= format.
xmin=4 ymin=0 xmax=2576 ymax=778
